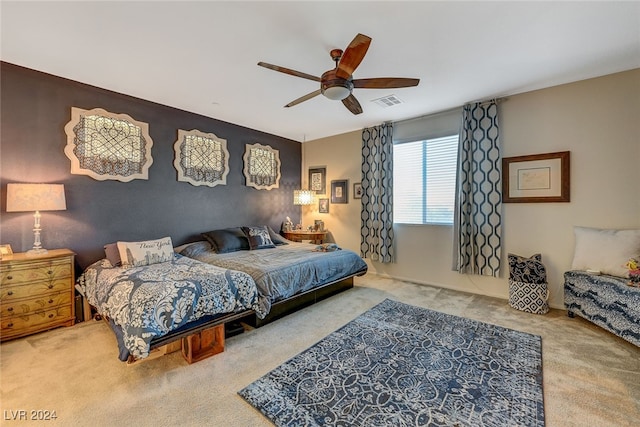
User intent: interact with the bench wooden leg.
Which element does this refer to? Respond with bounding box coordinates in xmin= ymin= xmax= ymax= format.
xmin=181 ymin=324 xmax=225 ymax=364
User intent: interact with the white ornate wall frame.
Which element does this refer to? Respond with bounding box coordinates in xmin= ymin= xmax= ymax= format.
xmin=64 ymin=107 xmax=153 ymax=182
xmin=242 ymin=143 xmax=281 ymax=190
xmin=173 ymin=129 xmax=229 ymax=187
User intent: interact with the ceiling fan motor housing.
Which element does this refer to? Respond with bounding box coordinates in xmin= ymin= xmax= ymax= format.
xmin=321 ymin=69 xmax=353 ymax=100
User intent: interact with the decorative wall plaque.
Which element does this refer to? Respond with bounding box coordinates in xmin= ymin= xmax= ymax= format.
xmin=173 ymin=129 xmax=229 ymax=187
xmin=242 ymin=143 xmax=281 ymax=190
xmin=64 ymin=107 xmax=153 ymax=182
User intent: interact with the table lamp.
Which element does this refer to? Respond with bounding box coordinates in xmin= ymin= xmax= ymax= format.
xmin=293 ymin=189 xmax=315 ymax=230
xmin=293 ymin=189 xmax=315 ymax=206
xmin=6 ymin=183 xmax=67 ymax=255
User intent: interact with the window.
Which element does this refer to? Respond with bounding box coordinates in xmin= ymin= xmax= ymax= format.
xmin=393 ymin=135 xmax=459 ymax=225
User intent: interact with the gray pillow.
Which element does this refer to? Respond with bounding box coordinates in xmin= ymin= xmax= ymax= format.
xmin=202 ymin=228 xmax=249 ymax=253
xmin=103 ymin=242 xmax=121 ymax=267
xmin=177 ymin=241 xmax=213 ymax=258
xmin=268 ymin=226 xmax=288 ymax=245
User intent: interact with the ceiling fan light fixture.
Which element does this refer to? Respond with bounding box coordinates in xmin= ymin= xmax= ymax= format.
xmin=322 ymin=85 xmax=352 ymax=100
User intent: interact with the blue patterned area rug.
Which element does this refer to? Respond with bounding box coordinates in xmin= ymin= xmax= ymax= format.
xmin=238 ymin=299 xmax=544 ymax=427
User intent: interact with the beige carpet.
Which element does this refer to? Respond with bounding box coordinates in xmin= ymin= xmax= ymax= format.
xmin=1 ymin=274 xmax=639 ymax=426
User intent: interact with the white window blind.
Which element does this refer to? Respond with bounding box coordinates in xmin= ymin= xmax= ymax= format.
xmin=393 ymin=135 xmax=459 ymax=225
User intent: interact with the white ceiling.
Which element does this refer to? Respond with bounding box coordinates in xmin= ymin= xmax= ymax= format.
xmin=2 ymin=1 xmax=639 ymax=142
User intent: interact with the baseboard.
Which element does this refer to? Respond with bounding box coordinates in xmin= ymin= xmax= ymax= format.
xmin=363 ymin=271 xmax=565 ymax=310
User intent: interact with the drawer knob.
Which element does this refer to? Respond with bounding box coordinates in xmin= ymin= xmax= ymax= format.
xmin=7 ymin=307 xmax=13 ymax=312
xmin=48 ymin=314 xmax=54 ymax=319
xmin=7 ymin=291 xmax=13 ymax=296
xmin=48 ymin=270 xmax=53 ymax=275
xmin=48 ymin=299 xmax=54 ymax=304
xmin=7 ymin=276 xmax=12 ymax=280
xmin=7 ymin=323 xmax=13 ymax=328
xmin=48 ymin=285 xmax=54 ymax=289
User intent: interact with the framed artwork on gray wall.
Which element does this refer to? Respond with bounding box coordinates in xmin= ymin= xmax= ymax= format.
xmin=64 ymin=107 xmax=154 ymax=182
xmin=243 ymin=143 xmax=281 ymax=190
xmin=174 ymin=129 xmax=229 ymax=187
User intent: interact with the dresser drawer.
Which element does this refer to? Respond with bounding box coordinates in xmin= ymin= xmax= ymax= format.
xmin=1 ymin=258 xmax=72 ymax=286
xmin=1 ymin=292 xmax=72 ymax=318
xmin=0 ymin=278 xmax=72 ymax=303
xmin=1 ymin=305 xmax=73 ymax=340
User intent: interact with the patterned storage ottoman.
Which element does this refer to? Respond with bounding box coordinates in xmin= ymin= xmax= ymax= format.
xmin=508 ymin=253 xmax=549 ymax=314
xmin=564 ymin=270 xmax=640 ymax=347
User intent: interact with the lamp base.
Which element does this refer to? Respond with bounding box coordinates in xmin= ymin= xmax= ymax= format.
xmin=26 ymin=248 xmax=48 ymax=256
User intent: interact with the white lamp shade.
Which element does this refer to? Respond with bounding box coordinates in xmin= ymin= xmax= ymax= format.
xmin=6 ymin=183 xmax=67 ymax=212
xmin=293 ymin=189 xmax=315 ymax=205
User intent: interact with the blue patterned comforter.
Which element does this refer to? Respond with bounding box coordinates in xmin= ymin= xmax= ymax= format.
xmin=78 ymin=255 xmax=269 ymax=360
xmin=181 ymin=242 xmax=368 ymax=313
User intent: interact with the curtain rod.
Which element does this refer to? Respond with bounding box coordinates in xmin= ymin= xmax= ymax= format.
xmin=466 ymin=96 xmax=508 ymax=107
xmin=393 ymin=97 xmax=508 ymax=126
xmin=393 ymin=105 xmax=462 ymax=126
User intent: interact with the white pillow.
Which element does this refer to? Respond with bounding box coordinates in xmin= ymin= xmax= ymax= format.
xmin=117 ymin=237 xmax=174 ymax=268
xmin=571 ymin=227 xmax=640 ymax=277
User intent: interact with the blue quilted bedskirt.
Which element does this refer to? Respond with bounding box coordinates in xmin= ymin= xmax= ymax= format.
xmin=564 ymin=270 xmax=640 ymax=347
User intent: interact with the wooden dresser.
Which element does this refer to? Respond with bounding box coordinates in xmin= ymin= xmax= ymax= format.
xmin=1 ymin=249 xmax=76 ymax=341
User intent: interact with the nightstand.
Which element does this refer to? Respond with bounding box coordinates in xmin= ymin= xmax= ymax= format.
xmin=282 ymin=230 xmax=328 ymax=244
xmin=1 ymin=249 xmax=76 ymax=341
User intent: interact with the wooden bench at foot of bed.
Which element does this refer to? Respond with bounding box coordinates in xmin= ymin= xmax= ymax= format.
xmin=181 ymin=324 xmax=225 ymax=364
xmin=125 ymin=323 xmax=226 ymax=365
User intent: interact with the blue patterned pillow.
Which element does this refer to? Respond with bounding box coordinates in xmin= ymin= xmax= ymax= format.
xmin=508 ymin=253 xmax=547 ymax=284
xmin=242 ymin=226 xmax=276 ymax=250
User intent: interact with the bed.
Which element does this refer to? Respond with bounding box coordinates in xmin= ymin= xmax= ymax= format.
xmin=178 ymin=226 xmax=368 ymax=325
xmin=78 ymin=252 xmax=268 ymax=362
xmin=78 ymin=229 xmax=367 ymax=363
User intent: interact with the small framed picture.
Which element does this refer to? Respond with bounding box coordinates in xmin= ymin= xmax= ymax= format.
xmin=353 ymin=182 xmax=363 ymax=199
xmin=0 ymin=244 xmax=13 ymax=258
xmin=318 ymin=198 xmax=329 ymax=213
xmin=308 ymin=167 xmax=327 ymax=194
xmin=331 ymin=179 xmax=348 ymax=204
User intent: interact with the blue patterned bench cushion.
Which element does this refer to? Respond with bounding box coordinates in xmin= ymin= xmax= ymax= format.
xmin=564 ymin=270 xmax=640 ymax=347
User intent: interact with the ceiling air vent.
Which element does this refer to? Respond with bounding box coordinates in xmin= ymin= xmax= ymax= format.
xmin=372 ymin=94 xmax=403 ymax=108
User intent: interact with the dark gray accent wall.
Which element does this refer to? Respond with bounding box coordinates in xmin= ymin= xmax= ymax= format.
xmin=1 ymin=62 xmax=302 ymax=268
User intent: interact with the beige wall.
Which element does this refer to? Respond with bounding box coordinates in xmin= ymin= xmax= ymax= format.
xmin=303 ymin=69 xmax=640 ymax=308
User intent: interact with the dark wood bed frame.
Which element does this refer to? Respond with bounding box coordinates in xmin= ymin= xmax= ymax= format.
xmin=127 ymin=273 xmax=360 ymax=364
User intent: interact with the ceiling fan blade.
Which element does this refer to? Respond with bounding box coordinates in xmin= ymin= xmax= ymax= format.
xmin=285 ymin=89 xmax=322 ymax=108
xmin=258 ymin=62 xmax=321 ymax=82
xmin=353 ymin=77 xmax=420 ymax=89
xmin=336 ymin=33 xmax=372 ymax=79
xmin=342 ymin=94 xmax=363 ymax=115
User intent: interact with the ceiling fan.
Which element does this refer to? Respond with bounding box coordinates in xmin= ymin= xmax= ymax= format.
xmin=258 ymin=33 xmax=420 ymax=115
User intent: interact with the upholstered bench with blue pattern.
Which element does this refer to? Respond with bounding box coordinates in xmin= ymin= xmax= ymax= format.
xmin=564 ymin=270 xmax=640 ymax=347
